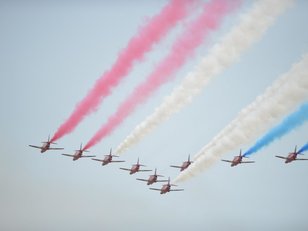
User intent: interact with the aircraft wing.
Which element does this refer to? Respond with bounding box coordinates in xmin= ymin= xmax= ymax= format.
xmin=120 ymin=168 xmax=131 ymax=171
xmin=29 ymin=145 xmax=42 ymax=149
xmin=170 ymin=189 xmax=184 ymax=192
xmin=241 ymin=161 xmax=255 ymax=164
xmin=48 ymin=147 xmax=64 ymax=150
xmin=92 ymin=158 xmax=103 ymax=162
xmin=296 ymin=158 xmax=308 ymax=161
xmin=111 ymin=160 xmax=125 ymax=163
xmin=81 ymin=155 xmax=96 ymax=158
xmin=136 ymin=178 xmax=148 ymax=182
xmin=275 ymin=155 xmax=287 ymax=159
xmin=138 ymin=169 xmax=152 ymax=172
xmin=149 ymin=188 xmax=161 ymax=191
xmin=221 ymin=159 xmax=233 ymax=163
xmin=170 ymin=165 xmax=182 ymax=168
xmin=156 ymin=180 xmax=168 ymax=182
xmin=62 ymin=154 xmax=75 ymax=157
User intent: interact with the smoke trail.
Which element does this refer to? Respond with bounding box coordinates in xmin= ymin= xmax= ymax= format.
xmin=299 ymin=143 xmax=308 ymax=153
xmin=175 ymin=54 xmax=308 ymax=183
xmin=84 ymin=0 xmax=239 ymax=150
xmin=50 ymin=0 xmax=194 ymax=142
xmin=115 ymin=0 xmax=294 ymax=155
xmin=244 ymin=102 xmax=308 ymax=157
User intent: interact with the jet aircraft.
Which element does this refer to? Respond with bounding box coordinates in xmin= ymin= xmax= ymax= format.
xmin=150 ymin=177 xmax=184 ymax=194
xmin=221 ymin=149 xmax=255 ymax=167
xmin=136 ymin=168 xmax=168 ymax=185
xmin=276 ymin=146 xmax=308 ymax=163
xmin=92 ymin=148 xmax=125 ymax=166
xmin=62 ymin=144 xmax=95 ymax=161
xmin=170 ymin=155 xmax=192 ymax=171
xmin=120 ymin=158 xmax=151 ymax=175
xmin=29 ymin=135 xmax=64 ymax=153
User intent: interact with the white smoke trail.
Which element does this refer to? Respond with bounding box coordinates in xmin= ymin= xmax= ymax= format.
xmin=175 ymin=54 xmax=308 ymax=182
xmin=115 ymin=0 xmax=294 ymax=155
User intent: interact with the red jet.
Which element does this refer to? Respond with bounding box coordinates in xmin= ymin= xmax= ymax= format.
xmin=92 ymin=148 xmax=125 ymax=166
xmin=29 ymin=135 xmax=64 ymax=153
xmin=62 ymin=144 xmax=95 ymax=161
xmin=120 ymin=158 xmax=151 ymax=175
xmin=170 ymin=155 xmax=192 ymax=171
xmin=221 ymin=149 xmax=255 ymax=167
xmin=276 ymin=146 xmax=308 ymax=163
xmin=136 ymin=168 xmax=168 ymax=185
xmin=150 ymin=177 xmax=184 ymax=194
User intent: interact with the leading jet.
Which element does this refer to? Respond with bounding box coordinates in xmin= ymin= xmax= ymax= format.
xmin=29 ymin=135 xmax=64 ymax=153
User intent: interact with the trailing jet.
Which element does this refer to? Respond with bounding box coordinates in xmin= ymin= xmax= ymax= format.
xmin=136 ymin=168 xmax=168 ymax=185
xmin=150 ymin=177 xmax=184 ymax=194
xmin=221 ymin=149 xmax=255 ymax=167
xmin=120 ymin=158 xmax=151 ymax=175
xmin=92 ymin=148 xmax=125 ymax=166
xmin=29 ymin=135 xmax=64 ymax=153
xmin=170 ymin=155 xmax=192 ymax=171
xmin=276 ymin=146 xmax=308 ymax=163
xmin=62 ymin=144 xmax=95 ymax=161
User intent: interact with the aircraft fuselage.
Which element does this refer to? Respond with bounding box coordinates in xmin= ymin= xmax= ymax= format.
xmin=72 ymin=151 xmax=83 ymax=161
xmin=147 ymin=175 xmax=158 ymax=185
xmin=102 ymin=155 xmax=112 ymax=165
xmin=130 ymin=164 xmax=140 ymax=174
xmin=180 ymin=161 xmax=191 ymax=171
xmin=160 ymin=184 xmax=171 ymax=194
xmin=40 ymin=143 xmax=50 ymax=153
xmin=231 ymin=156 xmax=243 ymax=167
xmin=285 ymin=153 xmax=297 ymax=163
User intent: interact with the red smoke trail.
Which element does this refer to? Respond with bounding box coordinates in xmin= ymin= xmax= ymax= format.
xmin=51 ymin=0 xmax=194 ymax=143
xmin=84 ymin=0 xmax=239 ymax=150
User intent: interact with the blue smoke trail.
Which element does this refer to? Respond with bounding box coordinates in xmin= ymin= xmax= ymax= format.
xmin=299 ymin=143 xmax=308 ymax=153
xmin=244 ymin=102 xmax=308 ymax=157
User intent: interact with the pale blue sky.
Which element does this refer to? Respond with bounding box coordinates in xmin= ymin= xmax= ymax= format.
xmin=0 ymin=1 xmax=308 ymax=230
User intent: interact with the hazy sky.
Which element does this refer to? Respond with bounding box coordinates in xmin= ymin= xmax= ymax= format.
xmin=0 ymin=1 xmax=307 ymax=230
